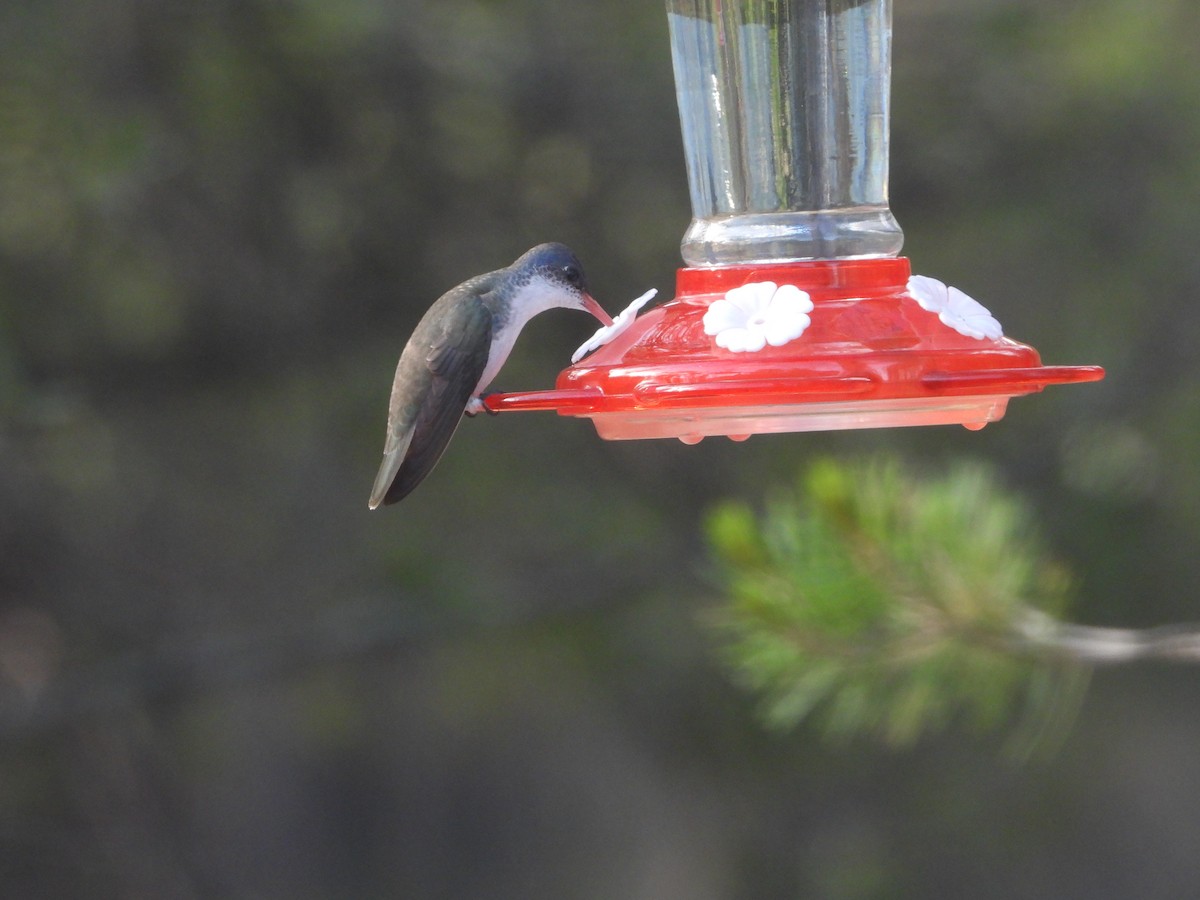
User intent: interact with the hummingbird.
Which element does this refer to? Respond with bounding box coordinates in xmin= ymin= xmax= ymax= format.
xmin=368 ymin=243 xmax=612 ymax=508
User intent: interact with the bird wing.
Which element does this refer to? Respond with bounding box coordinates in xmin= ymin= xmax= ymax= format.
xmin=369 ymin=286 xmax=495 ymax=507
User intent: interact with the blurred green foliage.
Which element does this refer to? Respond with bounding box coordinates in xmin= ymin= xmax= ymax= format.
xmin=708 ymin=458 xmax=1088 ymax=753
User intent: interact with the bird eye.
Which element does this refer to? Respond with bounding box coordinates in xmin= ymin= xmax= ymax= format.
xmin=562 ymin=265 xmax=582 ymax=286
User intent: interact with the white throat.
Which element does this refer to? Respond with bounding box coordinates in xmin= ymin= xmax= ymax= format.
xmin=474 ymin=275 xmax=577 ymax=394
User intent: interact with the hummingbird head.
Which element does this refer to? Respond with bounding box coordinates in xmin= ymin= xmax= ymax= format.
xmin=508 ymin=243 xmax=613 ymax=326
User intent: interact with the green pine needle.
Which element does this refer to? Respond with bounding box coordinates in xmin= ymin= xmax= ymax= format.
xmin=706 ymin=457 xmax=1087 ymax=755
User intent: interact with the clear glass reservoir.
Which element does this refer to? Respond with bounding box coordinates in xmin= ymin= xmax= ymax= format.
xmin=667 ymin=0 xmax=903 ymax=264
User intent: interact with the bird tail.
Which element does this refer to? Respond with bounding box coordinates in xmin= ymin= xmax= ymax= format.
xmin=367 ymin=430 xmax=415 ymax=509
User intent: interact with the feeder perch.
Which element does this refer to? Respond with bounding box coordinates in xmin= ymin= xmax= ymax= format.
xmin=487 ymin=0 xmax=1102 ymax=441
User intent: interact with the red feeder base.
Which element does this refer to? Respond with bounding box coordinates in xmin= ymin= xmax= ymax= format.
xmin=486 ymin=258 xmax=1104 ymax=442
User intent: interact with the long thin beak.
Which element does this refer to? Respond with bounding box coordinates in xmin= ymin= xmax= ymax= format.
xmin=582 ymin=293 xmax=613 ymax=326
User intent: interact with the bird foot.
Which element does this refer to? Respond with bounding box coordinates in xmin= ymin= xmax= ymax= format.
xmin=464 ymin=396 xmax=499 ymax=417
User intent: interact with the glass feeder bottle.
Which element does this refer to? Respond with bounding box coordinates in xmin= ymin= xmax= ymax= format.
xmin=667 ymin=0 xmax=903 ymax=265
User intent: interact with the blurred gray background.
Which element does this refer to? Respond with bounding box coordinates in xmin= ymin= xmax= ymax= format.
xmin=1 ymin=0 xmax=1199 ymax=897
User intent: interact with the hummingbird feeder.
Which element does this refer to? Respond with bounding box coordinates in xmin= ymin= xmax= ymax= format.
xmin=486 ymin=0 xmax=1102 ymax=441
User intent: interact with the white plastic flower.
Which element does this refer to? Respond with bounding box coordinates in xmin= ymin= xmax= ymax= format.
xmin=702 ymin=281 xmax=814 ymax=353
xmin=572 ymin=288 xmax=657 ymax=363
xmin=907 ymin=275 xmax=1003 ymax=341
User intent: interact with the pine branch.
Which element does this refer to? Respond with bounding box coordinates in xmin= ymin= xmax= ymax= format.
xmin=706 ymin=456 xmax=1196 ymax=754
xmin=1015 ymin=610 xmax=1200 ymax=665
